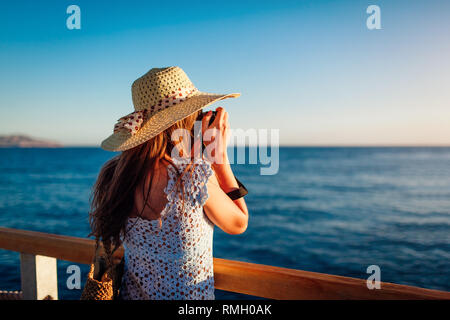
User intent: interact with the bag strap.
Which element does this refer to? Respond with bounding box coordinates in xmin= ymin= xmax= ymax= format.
xmin=92 ymin=238 xmax=103 ymax=280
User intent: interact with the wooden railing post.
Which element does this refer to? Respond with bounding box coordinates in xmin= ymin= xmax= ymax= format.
xmin=20 ymin=253 xmax=58 ymax=300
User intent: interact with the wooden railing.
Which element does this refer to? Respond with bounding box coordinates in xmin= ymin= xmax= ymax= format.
xmin=0 ymin=227 xmax=449 ymax=300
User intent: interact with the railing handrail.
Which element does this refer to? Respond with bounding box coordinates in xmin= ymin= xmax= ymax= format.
xmin=0 ymin=227 xmax=449 ymax=300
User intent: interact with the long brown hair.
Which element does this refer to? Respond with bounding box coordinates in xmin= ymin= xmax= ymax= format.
xmin=89 ymin=110 xmax=201 ymax=256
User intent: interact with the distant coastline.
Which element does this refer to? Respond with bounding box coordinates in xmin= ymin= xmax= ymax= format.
xmin=0 ymin=135 xmax=448 ymax=149
xmin=0 ymin=135 xmax=63 ymax=148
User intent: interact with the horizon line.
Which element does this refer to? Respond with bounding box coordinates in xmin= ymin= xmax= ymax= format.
xmin=60 ymin=143 xmax=450 ymax=148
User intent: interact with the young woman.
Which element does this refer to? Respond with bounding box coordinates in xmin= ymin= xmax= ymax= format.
xmin=89 ymin=67 xmax=248 ymax=300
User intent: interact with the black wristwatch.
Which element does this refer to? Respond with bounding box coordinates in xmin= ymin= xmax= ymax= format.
xmin=226 ymin=177 xmax=248 ymax=200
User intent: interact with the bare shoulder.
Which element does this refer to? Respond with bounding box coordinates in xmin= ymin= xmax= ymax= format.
xmin=129 ymin=159 xmax=169 ymax=220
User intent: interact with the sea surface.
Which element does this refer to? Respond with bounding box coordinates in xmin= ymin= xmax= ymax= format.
xmin=0 ymin=147 xmax=449 ymax=299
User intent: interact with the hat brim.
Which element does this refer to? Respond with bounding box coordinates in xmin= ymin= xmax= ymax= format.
xmin=101 ymin=92 xmax=240 ymax=152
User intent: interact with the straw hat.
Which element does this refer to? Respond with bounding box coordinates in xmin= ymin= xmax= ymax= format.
xmin=101 ymin=66 xmax=240 ymax=151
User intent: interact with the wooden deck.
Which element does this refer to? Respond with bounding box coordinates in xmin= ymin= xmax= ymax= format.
xmin=0 ymin=227 xmax=449 ymax=300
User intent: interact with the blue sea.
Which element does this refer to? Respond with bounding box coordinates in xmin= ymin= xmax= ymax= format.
xmin=0 ymin=147 xmax=449 ymax=299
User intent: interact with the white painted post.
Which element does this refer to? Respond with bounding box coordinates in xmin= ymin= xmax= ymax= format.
xmin=20 ymin=253 xmax=58 ymax=300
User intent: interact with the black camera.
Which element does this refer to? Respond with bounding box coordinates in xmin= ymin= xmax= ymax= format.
xmin=198 ymin=110 xmax=217 ymax=126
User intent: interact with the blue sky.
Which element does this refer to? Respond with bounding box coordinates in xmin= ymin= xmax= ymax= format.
xmin=0 ymin=0 xmax=449 ymax=146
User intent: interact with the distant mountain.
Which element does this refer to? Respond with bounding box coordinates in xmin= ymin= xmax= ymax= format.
xmin=0 ymin=135 xmax=63 ymax=148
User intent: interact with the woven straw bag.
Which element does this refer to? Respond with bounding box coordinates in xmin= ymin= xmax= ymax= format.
xmin=80 ymin=241 xmax=124 ymax=300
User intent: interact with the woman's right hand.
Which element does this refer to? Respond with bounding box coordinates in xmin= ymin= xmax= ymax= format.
xmin=201 ymin=107 xmax=229 ymax=165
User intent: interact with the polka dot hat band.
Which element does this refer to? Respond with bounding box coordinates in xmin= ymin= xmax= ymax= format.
xmin=101 ymin=66 xmax=240 ymax=152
